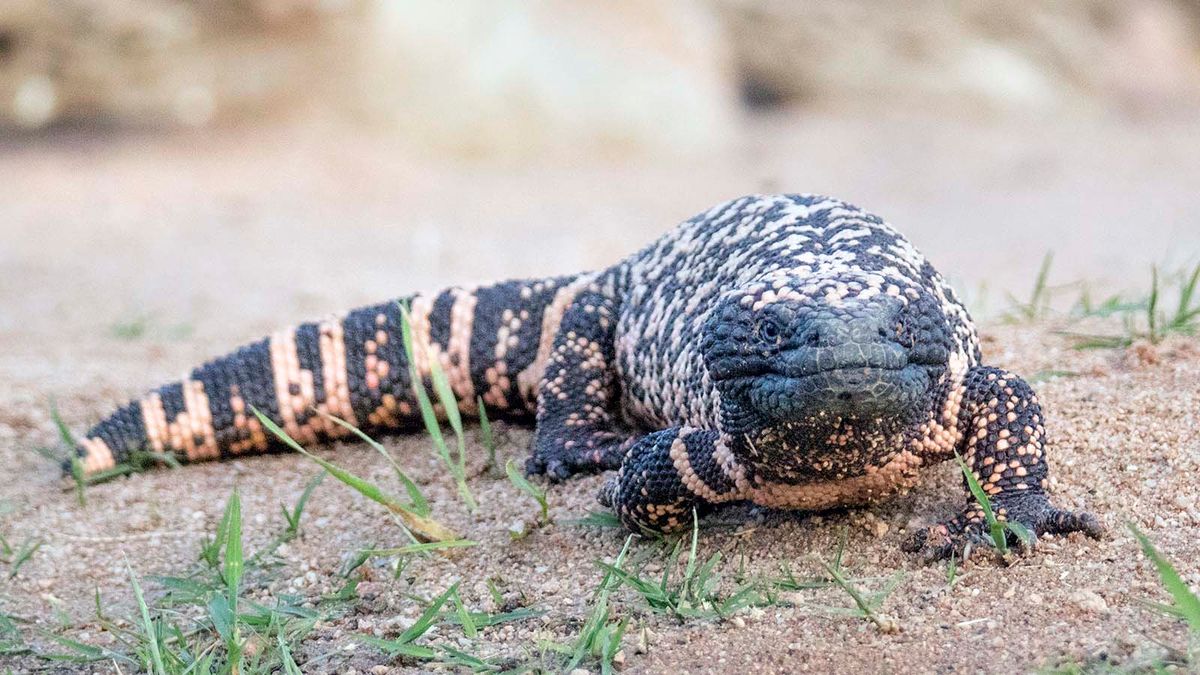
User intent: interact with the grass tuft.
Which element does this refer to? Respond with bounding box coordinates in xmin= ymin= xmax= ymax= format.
xmin=1 ymin=535 xmax=43 ymax=578
xmin=597 ymin=513 xmax=761 ymax=620
xmin=766 ymin=532 xmax=904 ymax=632
xmin=559 ymin=536 xmax=633 ymax=674
xmin=27 ymin=486 xmax=364 ymax=672
xmin=281 ymin=471 xmax=324 ymax=542
xmin=1005 ymin=252 xmax=1057 ymax=322
xmin=355 ymin=581 xmax=529 ymax=670
xmin=818 ymin=553 xmax=901 ymax=633
xmin=1063 ymin=262 xmax=1200 ymax=349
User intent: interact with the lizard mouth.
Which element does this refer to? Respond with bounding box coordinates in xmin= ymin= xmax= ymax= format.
xmin=747 ymin=361 xmax=932 ymax=420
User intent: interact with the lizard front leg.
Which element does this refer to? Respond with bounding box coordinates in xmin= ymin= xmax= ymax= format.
xmin=600 ymin=427 xmax=746 ymax=533
xmin=525 ymin=286 xmax=636 ymax=480
xmin=904 ymin=367 xmax=1103 ymax=561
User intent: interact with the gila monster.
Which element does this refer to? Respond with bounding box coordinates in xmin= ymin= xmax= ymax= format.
xmin=69 ymin=194 xmax=1102 ymax=560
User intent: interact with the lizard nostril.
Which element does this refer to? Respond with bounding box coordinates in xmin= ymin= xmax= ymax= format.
xmin=804 ymin=330 xmax=820 ymax=347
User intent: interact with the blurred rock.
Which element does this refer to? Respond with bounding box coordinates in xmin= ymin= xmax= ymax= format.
xmin=3 ymin=0 xmax=1198 ymax=151
xmin=0 ymin=0 xmax=736 ymax=157
xmin=711 ymin=0 xmax=1200 ymax=116
xmin=0 ymin=0 xmax=362 ymax=130
xmin=351 ymin=0 xmax=737 ymax=158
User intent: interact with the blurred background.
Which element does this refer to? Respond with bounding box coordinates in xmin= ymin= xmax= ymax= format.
xmin=2 ymin=0 xmax=1200 ymax=354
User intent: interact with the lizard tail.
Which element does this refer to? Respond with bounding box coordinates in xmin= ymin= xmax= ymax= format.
xmin=67 ymin=276 xmax=582 ymax=477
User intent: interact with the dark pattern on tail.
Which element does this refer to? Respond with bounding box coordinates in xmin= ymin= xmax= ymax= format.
xmin=71 ymin=276 xmax=578 ymax=476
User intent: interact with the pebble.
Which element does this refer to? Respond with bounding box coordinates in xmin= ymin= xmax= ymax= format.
xmin=508 ymin=519 xmax=529 ymax=538
xmin=1068 ymin=589 xmax=1108 ymax=614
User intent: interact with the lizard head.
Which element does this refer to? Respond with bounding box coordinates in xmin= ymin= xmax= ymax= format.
xmin=701 ymin=275 xmax=953 ymax=427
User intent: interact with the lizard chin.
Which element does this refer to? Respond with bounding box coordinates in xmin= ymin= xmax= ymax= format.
xmin=746 ymin=364 xmax=931 ymax=420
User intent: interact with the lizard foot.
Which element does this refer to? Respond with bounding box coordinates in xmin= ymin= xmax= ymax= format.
xmin=902 ymin=491 xmax=1104 ymax=563
xmin=525 ymin=432 xmax=633 ymax=482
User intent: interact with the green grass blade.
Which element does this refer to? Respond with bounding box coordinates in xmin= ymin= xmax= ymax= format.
xmin=1130 ymin=524 xmax=1200 ymax=633
xmin=1029 ymin=252 xmax=1054 ymax=319
xmin=452 ymin=589 xmax=478 ymax=638
xmin=49 ymin=398 xmax=76 ymax=448
xmin=357 ymin=635 xmax=440 ymax=659
xmin=568 ymin=537 xmax=633 ymax=670
xmin=253 ymin=407 xmax=458 ymax=542
xmin=434 ymin=646 xmax=498 ymax=671
xmin=446 ymin=607 xmax=544 ymax=628
xmin=8 ymin=539 xmax=42 ymax=578
xmin=284 ymin=471 xmax=325 ymax=537
xmin=278 ymin=633 xmax=303 ymax=675
xmin=954 ymin=452 xmax=1005 ymax=553
xmin=1148 ymin=265 xmax=1161 ymax=343
xmin=1004 ymin=521 xmax=1035 ymax=549
xmin=316 ymin=410 xmax=430 ymax=516
xmin=505 ymin=459 xmax=549 ymax=524
xmin=360 ymin=539 xmax=477 ymax=557
xmin=221 ymin=490 xmax=244 ymax=669
xmin=821 ymin=558 xmax=898 ymax=631
xmin=430 ymin=362 xmax=464 ymax=443
xmin=36 ymin=632 xmax=134 ymax=664
xmin=48 ymin=400 xmax=87 ymax=507
xmin=428 ymin=363 xmax=477 ymax=511
xmin=127 ymin=563 xmax=166 ymax=675
xmin=397 ymin=305 xmax=451 ymax=454
xmin=222 ymin=491 xmax=243 ymax=603
xmin=398 ymin=304 xmax=477 ymax=511
xmin=208 ymin=594 xmax=234 ymax=643
xmin=399 ymin=582 xmax=459 ymax=644
xmin=477 ymin=397 xmax=496 ymax=470
xmin=1172 ymin=262 xmax=1200 ymax=330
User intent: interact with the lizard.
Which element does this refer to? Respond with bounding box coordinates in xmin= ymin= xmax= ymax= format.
xmin=66 ymin=193 xmax=1103 ymax=561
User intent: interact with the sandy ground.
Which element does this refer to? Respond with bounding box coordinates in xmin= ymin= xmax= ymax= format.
xmin=1 ymin=111 xmax=1199 ymax=673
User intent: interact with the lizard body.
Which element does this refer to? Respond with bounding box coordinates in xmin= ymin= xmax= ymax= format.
xmin=71 ymin=194 xmax=1101 ymax=559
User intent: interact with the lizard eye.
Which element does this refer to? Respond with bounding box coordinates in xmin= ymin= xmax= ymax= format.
xmin=757 ymin=318 xmax=782 ymax=343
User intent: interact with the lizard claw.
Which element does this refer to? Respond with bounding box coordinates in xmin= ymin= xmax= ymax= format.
xmin=902 ymin=492 xmax=1104 ymax=563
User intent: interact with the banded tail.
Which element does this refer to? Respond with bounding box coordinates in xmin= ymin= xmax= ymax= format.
xmin=69 ymin=276 xmax=584 ymax=476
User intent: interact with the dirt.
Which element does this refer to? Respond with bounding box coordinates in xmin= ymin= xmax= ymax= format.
xmin=1 ymin=111 xmax=1199 ymax=673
